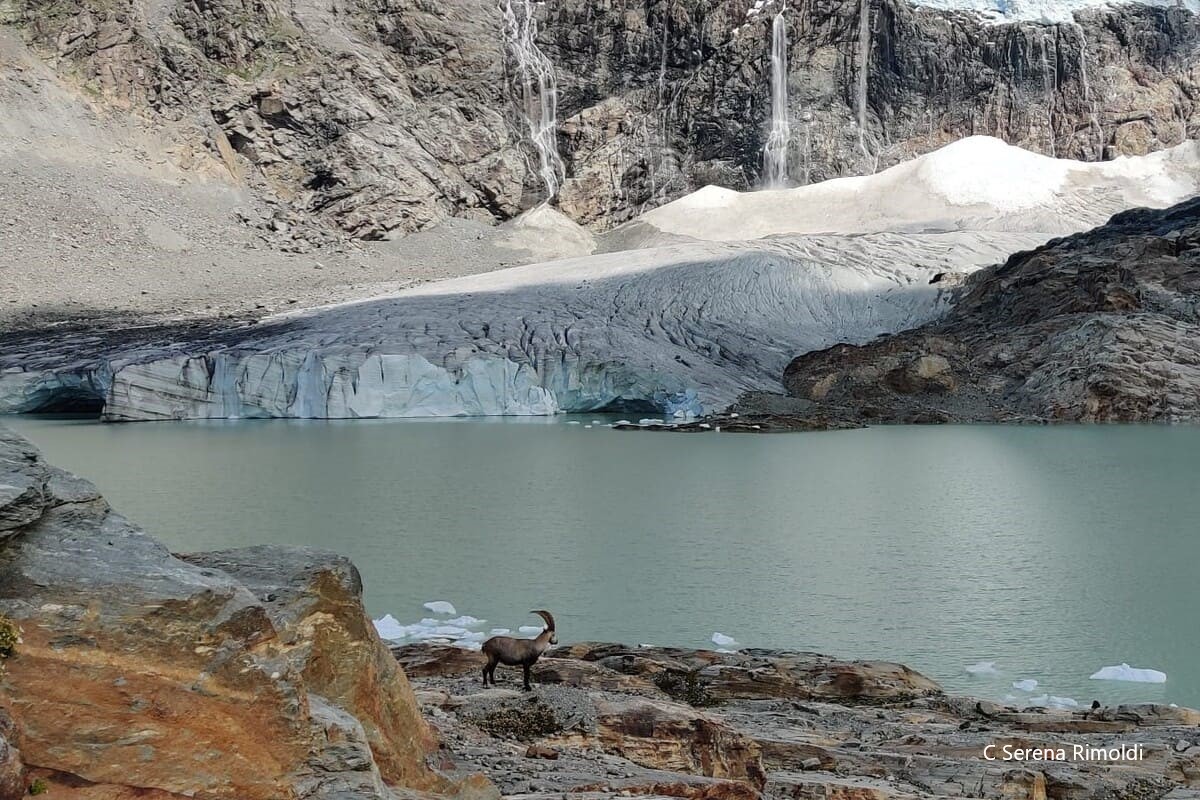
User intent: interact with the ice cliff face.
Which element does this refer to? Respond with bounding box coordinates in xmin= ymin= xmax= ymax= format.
xmin=2 ymin=138 xmax=1196 ymax=421
xmin=1 ymin=234 xmax=1031 ymax=420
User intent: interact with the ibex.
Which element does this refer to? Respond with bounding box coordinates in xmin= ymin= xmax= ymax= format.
xmin=481 ymin=610 xmax=557 ymax=691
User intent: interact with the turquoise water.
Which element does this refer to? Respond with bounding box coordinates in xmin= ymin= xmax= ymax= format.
xmin=7 ymin=416 xmax=1199 ymax=708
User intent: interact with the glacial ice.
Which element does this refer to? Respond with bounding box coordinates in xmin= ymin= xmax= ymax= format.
xmin=1090 ymin=663 xmax=1167 ymax=683
xmin=1025 ymin=694 xmax=1080 ymax=710
xmin=965 ymin=661 xmax=1000 ymax=676
xmin=641 ymin=138 xmax=1200 ymax=241
xmin=5 ymin=141 xmax=1199 ymax=422
xmin=1012 ymin=679 xmax=1039 ymax=692
xmin=423 ymin=600 xmax=457 ymax=615
xmin=373 ymin=614 xmax=407 ymax=641
xmin=369 ymin=606 xmax=561 ymax=652
xmin=908 ymin=0 xmax=1200 ymax=24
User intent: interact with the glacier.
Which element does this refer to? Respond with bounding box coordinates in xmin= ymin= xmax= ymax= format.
xmin=908 ymin=0 xmax=1200 ymax=24
xmin=3 ymin=138 xmax=1199 ymax=422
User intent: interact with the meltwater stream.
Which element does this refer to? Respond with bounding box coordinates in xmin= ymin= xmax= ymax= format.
xmin=9 ymin=416 xmax=1200 ymax=709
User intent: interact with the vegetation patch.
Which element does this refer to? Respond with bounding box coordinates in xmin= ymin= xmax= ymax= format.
xmin=0 ymin=615 xmax=20 ymax=663
xmin=474 ymin=702 xmax=562 ymax=741
xmin=653 ymin=669 xmax=720 ymax=707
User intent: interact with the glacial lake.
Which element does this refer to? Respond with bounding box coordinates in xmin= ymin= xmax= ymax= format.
xmin=7 ymin=415 xmax=1200 ymax=709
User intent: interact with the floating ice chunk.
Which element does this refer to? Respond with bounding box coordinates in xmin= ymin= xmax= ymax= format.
xmin=715 ymin=648 xmax=739 ymax=654
xmin=489 ymin=628 xmax=511 ymax=636
xmin=1025 ymin=694 xmax=1079 ymax=710
xmin=966 ymin=661 xmax=999 ymax=676
xmin=1090 ymin=663 xmax=1167 ymax=683
xmin=434 ymin=625 xmax=467 ymax=636
xmin=711 ymin=632 xmax=738 ymax=647
xmin=1012 ymin=679 xmax=1038 ymax=692
xmin=614 ymin=420 xmax=631 ymax=426
xmin=518 ymin=625 xmax=543 ymax=635
xmin=567 ymin=420 xmax=580 ymax=425
xmin=459 ymin=631 xmax=487 ymax=642
xmin=423 ymin=601 xmax=456 ymax=615
xmin=460 ymin=640 xmax=483 ymax=651
xmin=444 ymin=615 xmax=484 ymax=628
xmin=373 ymin=614 xmax=407 ymax=641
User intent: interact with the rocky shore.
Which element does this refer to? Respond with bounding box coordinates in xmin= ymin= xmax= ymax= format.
xmin=395 ymin=641 xmax=1200 ymax=800
xmin=1 ymin=425 xmax=1199 ymax=799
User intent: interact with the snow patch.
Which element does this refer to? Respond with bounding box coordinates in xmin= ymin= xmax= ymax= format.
xmin=1090 ymin=663 xmax=1167 ymax=683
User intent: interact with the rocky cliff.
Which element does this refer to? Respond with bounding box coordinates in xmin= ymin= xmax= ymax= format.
xmin=0 ymin=426 xmax=462 ymax=799
xmin=773 ymin=195 xmax=1200 ymax=424
xmin=3 ymin=0 xmax=1197 ymax=239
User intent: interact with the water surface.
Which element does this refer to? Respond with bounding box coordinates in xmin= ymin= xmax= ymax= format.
xmin=8 ymin=416 xmax=1198 ymax=708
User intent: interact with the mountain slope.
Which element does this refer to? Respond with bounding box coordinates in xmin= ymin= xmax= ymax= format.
xmin=778 ymin=196 xmax=1200 ymax=423
xmin=3 ymin=0 xmax=1197 ymax=240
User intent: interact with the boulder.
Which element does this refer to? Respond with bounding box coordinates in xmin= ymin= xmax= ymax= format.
xmin=0 ymin=426 xmax=448 ymax=799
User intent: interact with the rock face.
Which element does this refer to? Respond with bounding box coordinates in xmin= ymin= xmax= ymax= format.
xmin=0 ymin=426 xmax=447 ymax=799
xmin=777 ymin=196 xmax=1200 ymax=424
xmin=5 ymin=0 xmax=1199 ymax=237
xmin=396 ymin=641 xmax=1200 ymax=800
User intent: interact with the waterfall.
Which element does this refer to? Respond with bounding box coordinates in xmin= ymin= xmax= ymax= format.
xmin=1072 ymin=22 xmax=1101 ymax=158
xmin=500 ymin=0 xmax=565 ymax=200
xmin=856 ymin=0 xmax=873 ymax=166
xmin=1039 ymin=32 xmax=1056 ymax=157
xmin=762 ymin=11 xmax=791 ymax=188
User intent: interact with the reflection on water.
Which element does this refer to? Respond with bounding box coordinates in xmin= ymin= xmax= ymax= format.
xmin=7 ymin=415 xmax=1200 ymax=708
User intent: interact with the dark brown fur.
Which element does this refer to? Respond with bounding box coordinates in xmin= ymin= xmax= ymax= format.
xmin=481 ymin=610 xmax=557 ymax=690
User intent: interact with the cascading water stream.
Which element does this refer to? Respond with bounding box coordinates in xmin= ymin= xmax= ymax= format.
xmin=856 ymin=0 xmax=873 ymax=168
xmin=762 ymin=9 xmax=791 ymax=187
xmin=1071 ymin=21 xmax=1101 ymax=158
xmin=500 ymin=0 xmax=565 ymax=201
xmin=1039 ymin=31 xmax=1057 ymax=157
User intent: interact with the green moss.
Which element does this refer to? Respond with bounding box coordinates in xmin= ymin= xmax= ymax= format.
xmin=0 ymin=615 xmax=20 ymax=661
xmin=653 ymin=669 xmax=720 ymax=708
xmin=28 ymin=778 xmax=48 ymax=796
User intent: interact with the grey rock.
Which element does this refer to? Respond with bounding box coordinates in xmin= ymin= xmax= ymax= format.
xmin=9 ymin=0 xmax=1200 ymax=236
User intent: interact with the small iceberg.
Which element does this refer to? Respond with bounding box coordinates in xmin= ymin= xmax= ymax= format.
xmin=373 ymin=614 xmax=407 ymax=641
xmin=423 ymin=600 xmax=456 ymax=615
xmin=711 ymin=632 xmax=738 ymax=648
xmin=965 ymin=661 xmax=999 ymax=676
xmin=1012 ymin=679 xmax=1038 ymax=692
xmin=444 ymin=615 xmax=484 ymax=628
xmin=1090 ymin=663 xmax=1167 ymax=684
xmin=518 ymin=625 xmax=543 ymax=635
xmin=1026 ymin=694 xmax=1079 ymax=710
